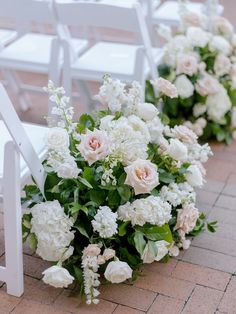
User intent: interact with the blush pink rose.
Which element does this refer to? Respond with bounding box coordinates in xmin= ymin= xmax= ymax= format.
xmin=83 ymin=244 xmax=101 ymax=257
xmin=175 ymin=204 xmax=199 ymax=234
xmin=214 ymin=16 xmax=234 ymax=37
xmin=214 ymin=54 xmax=231 ymax=77
xmin=77 ymin=129 xmax=110 ymax=165
xmin=177 ymin=54 xmax=199 ymax=76
xmin=124 ymin=159 xmax=159 ymax=195
xmin=151 ymin=78 xmax=178 ymax=98
xmin=170 ymin=125 xmax=198 ymax=144
xmin=195 ymin=75 xmax=220 ymax=96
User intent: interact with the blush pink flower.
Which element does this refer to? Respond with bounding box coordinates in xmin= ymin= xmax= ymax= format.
xmin=83 ymin=244 xmax=101 ymax=257
xmin=170 ymin=125 xmax=198 ymax=144
xmin=195 ymin=75 xmax=220 ymax=96
xmin=181 ymin=11 xmax=206 ymax=28
xmin=151 ymin=78 xmax=178 ymax=98
xmin=175 ymin=204 xmax=199 ymax=234
xmin=77 ymin=129 xmax=110 ymax=165
xmin=124 ymin=159 xmax=159 ymax=195
xmin=177 ymin=54 xmax=199 ymax=76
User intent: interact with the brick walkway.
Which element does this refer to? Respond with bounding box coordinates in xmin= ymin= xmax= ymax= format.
xmin=1 ymin=141 xmax=236 ymax=313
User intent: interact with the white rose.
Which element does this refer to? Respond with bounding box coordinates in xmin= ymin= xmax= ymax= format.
xmin=46 ymin=127 xmax=69 ymax=151
xmin=136 ymin=102 xmax=159 ymax=121
xmin=56 ymin=161 xmax=80 ymax=179
xmin=186 ymin=27 xmax=210 ymax=48
xmin=214 ymin=54 xmax=231 ymax=77
xmin=182 ymin=239 xmax=191 ymax=250
xmin=214 ymin=16 xmax=234 ymax=38
xmin=104 ymin=261 xmax=132 ymax=283
xmin=186 ymin=165 xmax=203 ymax=187
xmin=155 ymin=240 xmax=169 ymax=261
xmin=124 ymin=159 xmax=159 ymax=195
xmin=209 ymin=35 xmax=232 ymax=56
xmin=193 ymin=103 xmax=207 ymax=117
xmin=176 ymin=54 xmax=199 ymax=76
xmin=175 ymin=203 xmax=199 ymax=234
xmin=195 ymin=74 xmax=220 ymax=96
xmin=42 ymin=266 xmax=74 ymax=288
xmin=167 ymin=138 xmax=188 ymax=161
xmin=77 ymin=128 xmax=111 ymax=165
xmin=103 ymin=248 xmax=116 ymax=261
xmin=175 ymin=75 xmax=194 ymax=99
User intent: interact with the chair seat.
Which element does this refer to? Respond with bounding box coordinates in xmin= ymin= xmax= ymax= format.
xmin=0 ymin=33 xmax=88 ymax=73
xmin=0 ymin=121 xmax=48 ymax=192
xmin=71 ymin=41 xmax=163 ymax=81
xmin=152 ymin=1 xmax=224 ymax=25
xmin=0 ymin=29 xmax=18 ymax=47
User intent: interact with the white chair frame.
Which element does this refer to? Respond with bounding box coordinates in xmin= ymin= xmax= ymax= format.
xmin=0 ymin=83 xmax=47 ymax=296
xmin=55 ymin=1 xmax=160 ymax=110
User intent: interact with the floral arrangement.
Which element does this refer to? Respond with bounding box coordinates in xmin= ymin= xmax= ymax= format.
xmin=22 ymin=77 xmax=215 ymax=305
xmin=146 ymin=4 xmax=236 ymax=144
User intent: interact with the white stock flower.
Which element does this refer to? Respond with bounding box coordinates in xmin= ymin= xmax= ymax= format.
xmin=209 ymin=35 xmax=232 ymax=56
xmin=77 ymin=129 xmax=111 ymax=166
xmin=151 ymin=78 xmax=178 ymax=98
xmin=167 ymin=138 xmax=188 ymax=161
xmin=31 ymin=200 xmax=74 ymax=262
xmin=185 ymin=165 xmax=204 ymax=187
xmin=206 ymin=85 xmax=232 ymax=123
xmin=104 ymin=261 xmax=132 ymax=283
xmin=46 ymin=127 xmax=69 ymax=151
xmin=176 ymin=54 xmax=198 ymax=76
xmin=92 ymin=206 xmax=118 ymax=238
xmin=136 ymin=102 xmax=159 ymax=121
xmin=175 ymin=203 xmax=199 ymax=234
xmin=160 ymin=182 xmax=196 ymax=207
xmin=118 ymin=196 xmax=172 ymax=227
xmin=214 ymin=54 xmax=231 ymax=77
xmin=42 ymin=266 xmax=74 ymax=288
xmin=186 ymin=27 xmax=210 ymax=48
xmin=175 ymin=75 xmax=194 ymax=99
xmin=124 ymin=159 xmax=159 ymax=195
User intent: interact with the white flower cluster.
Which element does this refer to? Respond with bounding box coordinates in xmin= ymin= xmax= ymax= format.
xmin=160 ymin=182 xmax=196 ymax=207
xmin=118 ymin=196 xmax=172 ymax=227
xmin=92 ymin=206 xmax=118 ymax=238
xmin=31 ymin=200 xmax=74 ymax=262
xmin=82 ymin=244 xmax=116 ymax=304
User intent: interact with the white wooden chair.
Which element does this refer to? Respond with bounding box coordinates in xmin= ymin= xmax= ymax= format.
xmin=147 ymin=0 xmax=224 ymax=27
xmin=0 ymin=83 xmax=48 ymax=297
xmin=55 ymin=0 xmax=162 ymax=110
xmin=0 ymin=0 xmax=88 ymax=113
xmin=0 ymin=29 xmax=18 ymax=48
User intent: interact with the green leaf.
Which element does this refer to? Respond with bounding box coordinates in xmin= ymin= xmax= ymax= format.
xmin=118 ymin=185 xmax=131 ymax=202
xmin=108 ymin=190 xmax=121 ymax=207
xmin=29 ymin=233 xmax=37 ymax=251
xmin=73 ymin=265 xmax=83 ymax=283
xmin=89 ymin=190 xmax=106 ymax=206
xmin=134 ymin=231 xmax=146 ymax=255
xmin=147 ymin=240 xmax=158 ymax=257
xmin=118 ymin=221 xmax=130 ymax=236
xmin=78 ymin=177 xmax=93 ymax=189
xmin=135 ymin=224 xmax=172 ymax=242
xmin=74 ymin=224 xmax=89 ymax=238
xmin=159 ymin=170 xmax=175 ymax=184
xmin=22 ymin=219 xmax=32 ymax=229
xmin=77 ymin=114 xmax=95 ymax=133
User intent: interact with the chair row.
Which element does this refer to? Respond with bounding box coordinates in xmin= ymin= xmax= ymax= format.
xmin=0 ymin=0 xmax=223 ymax=113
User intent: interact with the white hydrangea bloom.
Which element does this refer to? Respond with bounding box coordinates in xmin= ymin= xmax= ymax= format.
xmin=31 ymin=200 xmax=74 ymax=262
xmin=187 ymin=143 xmax=213 ymax=163
xmin=92 ymin=206 xmax=118 ymax=238
xmin=146 ymin=116 xmax=165 ymax=144
xmin=118 ymin=196 xmax=172 ymax=227
xmin=160 ymin=182 xmax=196 ymax=207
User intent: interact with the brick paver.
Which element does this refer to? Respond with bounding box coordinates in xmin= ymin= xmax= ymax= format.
xmin=0 ymin=1 xmax=236 ymax=313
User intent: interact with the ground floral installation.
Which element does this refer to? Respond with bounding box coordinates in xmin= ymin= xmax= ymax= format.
xmin=22 ymin=77 xmax=216 ymax=305
xmin=146 ymin=2 xmax=236 ymax=144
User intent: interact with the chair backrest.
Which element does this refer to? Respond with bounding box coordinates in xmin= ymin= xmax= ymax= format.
xmin=0 ymin=0 xmax=57 ymax=33
xmin=0 ymin=84 xmax=46 ymax=194
xmin=55 ymin=0 xmax=158 ymax=80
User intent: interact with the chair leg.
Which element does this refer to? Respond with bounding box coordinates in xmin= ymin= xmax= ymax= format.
xmin=3 ymin=142 xmax=24 ymax=297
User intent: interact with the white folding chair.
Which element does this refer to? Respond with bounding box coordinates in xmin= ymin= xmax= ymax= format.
xmin=0 ymin=0 xmax=88 ymax=113
xmin=0 ymin=83 xmax=48 ymax=297
xmin=0 ymin=29 xmax=18 ymax=48
xmin=55 ymin=0 xmax=162 ymax=110
xmin=147 ymin=0 xmax=224 ymax=27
